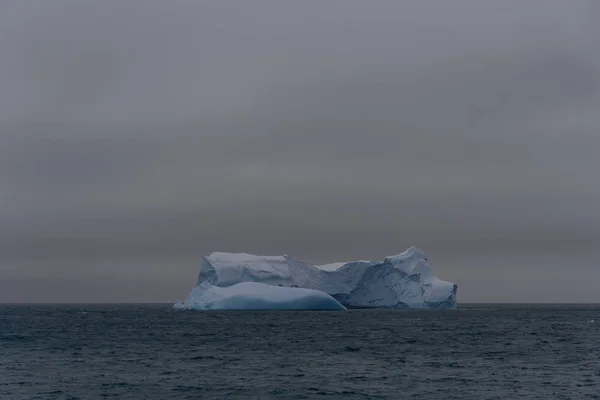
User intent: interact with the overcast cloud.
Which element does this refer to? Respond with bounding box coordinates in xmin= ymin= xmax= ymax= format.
xmin=1 ymin=0 xmax=599 ymax=302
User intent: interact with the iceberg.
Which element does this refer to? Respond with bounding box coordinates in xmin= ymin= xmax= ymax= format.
xmin=176 ymin=281 xmax=346 ymax=310
xmin=176 ymin=246 xmax=457 ymax=309
xmin=173 ymin=300 xmax=185 ymax=309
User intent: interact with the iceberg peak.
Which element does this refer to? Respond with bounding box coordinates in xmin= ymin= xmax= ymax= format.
xmin=385 ymin=246 xmax=427 ymax=263
xmin=384 ymin=246 xmax=431 ymax=276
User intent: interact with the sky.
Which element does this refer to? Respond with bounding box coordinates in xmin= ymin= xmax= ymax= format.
xmin=1 ymin=0 xmax=599 ymax=303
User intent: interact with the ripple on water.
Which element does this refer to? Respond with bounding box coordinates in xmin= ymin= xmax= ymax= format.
xmin=0 ymin=304 xmax=599 ymax=400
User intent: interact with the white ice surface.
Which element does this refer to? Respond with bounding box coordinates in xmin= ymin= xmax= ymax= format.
xmin=180 ymin=281 xmax=346 ymax=310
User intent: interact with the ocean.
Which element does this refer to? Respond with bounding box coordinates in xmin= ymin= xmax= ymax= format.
xmin=1 ymin=304 xmax=598 ymax=399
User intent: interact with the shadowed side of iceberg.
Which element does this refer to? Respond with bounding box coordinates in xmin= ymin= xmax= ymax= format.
xmin=423 ymin=283 xmax=458 ymax=309
xmin=179 ymin=281 xmax=346 ymax=311
xmin=344 ymin=247 xmax=457 ymax=309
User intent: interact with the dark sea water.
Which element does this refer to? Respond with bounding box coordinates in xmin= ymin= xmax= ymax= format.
xmin=1 ymin=304 xmax=599 ymax=400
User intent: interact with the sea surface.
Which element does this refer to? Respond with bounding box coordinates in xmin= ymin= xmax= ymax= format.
xmin=1 ymin=304 xmax=599 ymax=399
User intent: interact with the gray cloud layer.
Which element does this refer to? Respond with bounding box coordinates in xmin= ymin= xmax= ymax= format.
xmin=1 ymin=1 xmax=599 ymax=302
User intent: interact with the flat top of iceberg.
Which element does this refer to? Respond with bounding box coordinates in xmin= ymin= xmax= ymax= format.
xmin=206 ymin=249 xmax=428 ymax=274
xmin=202 ymin=252 xmax=292 ymax=286
xmin=207 ymin=252 xmax=286 ymax=263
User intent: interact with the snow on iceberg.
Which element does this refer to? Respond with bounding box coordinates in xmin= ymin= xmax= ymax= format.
xmin=177 ymin=246 xmax=457 ymax=309
xmin=177 ymin=281 xmax=346 ymax=310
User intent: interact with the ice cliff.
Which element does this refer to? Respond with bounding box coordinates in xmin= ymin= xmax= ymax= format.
xmin=175 ymin=246 xmax=457 ymax=309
